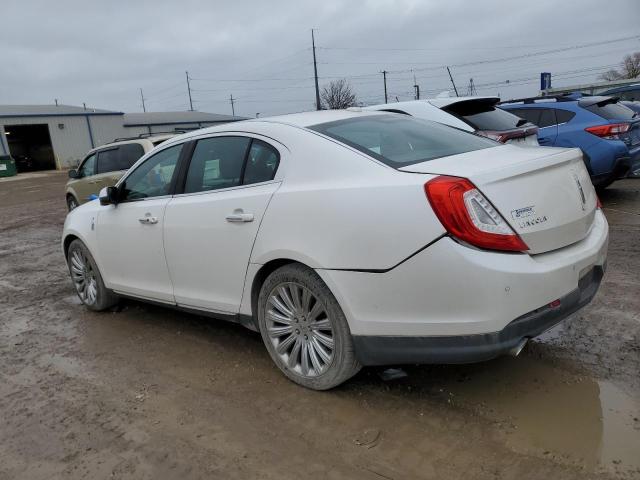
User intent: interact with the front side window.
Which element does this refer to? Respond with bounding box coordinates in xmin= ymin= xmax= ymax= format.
xmin=310 ymin=115 xmax=496 ymax=168
xmin=184 ymin=137 xmax=250 ymax=194
xmin=78 ymin=153 xmax=96 ymax=177
xmin=120 ymin=144 xmax=182 ymax=201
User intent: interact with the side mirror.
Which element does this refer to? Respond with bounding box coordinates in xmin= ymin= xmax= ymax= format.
xmin=68 ymin=169 xmax=78 ymax=179
xmin=99 ymin=186 xmax=119 ymax=206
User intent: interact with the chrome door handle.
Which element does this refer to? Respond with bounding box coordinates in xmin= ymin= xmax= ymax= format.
xmin=138 ymin=216 xmax=158 ymax=224
xmin=226 ymin=212 xmax=254 ymax=222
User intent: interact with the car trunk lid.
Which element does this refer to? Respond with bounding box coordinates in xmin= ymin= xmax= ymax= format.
xmin=401 ymin=145 xmax=597 ymax=254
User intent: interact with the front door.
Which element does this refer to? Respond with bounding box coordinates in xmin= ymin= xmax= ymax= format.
xmin=96 ymin=143 xmax=184 ymax=302
xmin=163 ymin=135 xmax=282 ymax=313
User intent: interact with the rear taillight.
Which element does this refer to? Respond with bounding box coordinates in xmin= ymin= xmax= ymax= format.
xmin=585 ymin=123 xmax=630 ymax=140
xmin=425 ymin=176 xmax=528 ymax=252
xmin=478 ymin=127 xmax=538 ymax=143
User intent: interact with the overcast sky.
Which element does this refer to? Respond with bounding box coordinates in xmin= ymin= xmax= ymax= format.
xmin=1 ymin=0 xmax=639 ymax=117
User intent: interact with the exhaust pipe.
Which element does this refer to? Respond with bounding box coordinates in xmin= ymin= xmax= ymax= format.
xmin=508 ymin=338 xmax=528 ymax=357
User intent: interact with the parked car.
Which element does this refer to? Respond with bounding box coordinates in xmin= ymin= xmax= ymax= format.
xmin=62 ymin=111 xmax=608 ymax=390
xmin=600 ymin=83 xmax=640 ymax=102
xmin=500 ymin=95 xmax=640 ymax=186
xmin=364 ymin=96 xmax=539 ymax=145
xmin=621 ymin=100 xmax=640 ymax=115
xmin=65 ymin=133 xmax=176 ymax=211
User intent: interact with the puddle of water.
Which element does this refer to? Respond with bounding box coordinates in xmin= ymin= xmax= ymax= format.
xmin=441 ymin=356 xmax=640 ymax=472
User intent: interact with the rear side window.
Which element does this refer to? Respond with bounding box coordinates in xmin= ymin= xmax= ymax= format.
xmin=443 ymin=99 xmax=527 ymax=131
xmin=537 ymin=109 xmax=556 ymax=128
xmin=97 ymin=148 xmax=120 ymax=173
xmin=243 ymin=139 xmax=279 ymax=184
xmin=584 ymin=100 xmax=636 ymax=120
xmin=184 ymin=137 xmax=250 ymax=194
xmin=97 ymin=144 xmax=144 ymax=173
xmin=555 ymin=109 xmax=576 ymax=124
xmin=507 ymin=108 xmax=541 ymax=126
xmin=310 ymin=115 xmax=496 ymax=168
xmin=119 ymin=143 xmax=145 ymax=168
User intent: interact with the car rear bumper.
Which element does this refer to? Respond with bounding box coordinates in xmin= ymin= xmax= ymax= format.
xmin=316 ymin=210 xmax=608 ymax=362
xmin=352 ymin=264 xmax=603 ymax=366
xmin=591 ymin=155 xmax=631 ymax=187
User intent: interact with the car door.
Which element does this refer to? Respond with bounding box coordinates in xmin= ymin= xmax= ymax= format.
xmin=96 ymin=143 xmax=185 ymax=303
xmin=163 ymin=135 xmax=282 ymax=314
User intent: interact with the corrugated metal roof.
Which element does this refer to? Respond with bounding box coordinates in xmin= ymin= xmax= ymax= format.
xmin=0 ymin=104 xmax=122 ymax=117
xmin=123 ymin=111 xmax=247 ymax=126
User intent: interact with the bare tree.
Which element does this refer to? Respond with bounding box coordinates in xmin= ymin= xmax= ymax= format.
xmin=599 ymin=52 xmax=640 ymax=81
xmin=321 ymin=79 xmax=357 ymax=110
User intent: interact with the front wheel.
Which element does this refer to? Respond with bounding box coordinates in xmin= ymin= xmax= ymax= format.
xmin=257 ymin=263 xmax=361 ymax=390
xmin=67 ymin=239 xmax=118 ymax=311
xmin=67 ymin=195 xmax=79 ymax=211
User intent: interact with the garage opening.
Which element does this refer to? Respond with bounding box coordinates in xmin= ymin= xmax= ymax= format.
xmin=4 ymin=124 xmax=56 ymax=172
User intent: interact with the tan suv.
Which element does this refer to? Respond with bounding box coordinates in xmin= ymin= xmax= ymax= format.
xmin=65 ymin=134 xmax=177 ymax=210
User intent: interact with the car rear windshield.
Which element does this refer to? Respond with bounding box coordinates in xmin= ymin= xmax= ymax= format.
xmin=309 ymin=114 xmax=497 ymax=168
xmin=584 ymin=100 xmax=636 ymax=120
xmin=442 ymin=99 xmax=529 ymax=131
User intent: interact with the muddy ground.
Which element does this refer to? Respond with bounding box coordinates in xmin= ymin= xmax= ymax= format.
xmin=0 ymin=171 xmax=638 ymax=480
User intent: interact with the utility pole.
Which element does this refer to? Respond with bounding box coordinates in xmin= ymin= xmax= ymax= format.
xmin=446 ymin=66 xmax=459 ymax=97
xmin=230 ymin=94 xmax=235 ymax=116
xmin=186 ymin=71 xmax=194 ymax=111
xmin=413 ymin=71 xmax=420 ymax=100
xmin=311 ymin=29 xmax=321 ymax=110
xmin=140 ymin=88 xmax=146 ymax=112
xmin=382 ymin=70 xmax=388 ymax=103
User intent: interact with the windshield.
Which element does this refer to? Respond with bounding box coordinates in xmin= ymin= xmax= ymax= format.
xmin=310 ymin=114 xmax=497 ymax=168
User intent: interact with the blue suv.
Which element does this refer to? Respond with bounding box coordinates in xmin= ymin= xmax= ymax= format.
xmin=500 ymin=95 xmax=640 ymax=188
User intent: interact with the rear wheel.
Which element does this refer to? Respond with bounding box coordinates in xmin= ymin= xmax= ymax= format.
xmin=257 ymin=263 xmax=361 ymax=390
xmin=67 ymin=239 xmax=118 ymax=311
xmin=67 ymin=195 xmax=79 ymax=211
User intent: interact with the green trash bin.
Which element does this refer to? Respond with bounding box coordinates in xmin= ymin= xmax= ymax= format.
xmin=0 ymin=155 xmax=17 ymax=177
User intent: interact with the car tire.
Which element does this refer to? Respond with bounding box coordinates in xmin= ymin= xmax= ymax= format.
xmin=257 ymin=263 xmax=361 ymax=390
xmin=67 ymin=239 xmax=118 ymax=311
xmin=67 ymin=195 xmax=79 ymax=211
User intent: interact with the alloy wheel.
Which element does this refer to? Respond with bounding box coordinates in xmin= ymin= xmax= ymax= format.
xmin=266 ymin=282 xmax=335 ymax=377
xmin=69 ymin=249 xmax=98 ymax=306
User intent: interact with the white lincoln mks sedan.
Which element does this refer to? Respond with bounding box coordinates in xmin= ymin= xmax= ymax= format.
xmin=63 ymin=110 xmax=608 ymax=389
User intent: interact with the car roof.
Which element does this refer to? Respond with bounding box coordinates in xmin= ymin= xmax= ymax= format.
xmin=364 ymin=96 xmax=499 ymax=111
xmin=88 ymin=133 xmax=176 ymax=153
xmin=602 ymin=83 xmax=640 ymax=94
xmin=156 ymin=109 xmax=391 ymax=146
